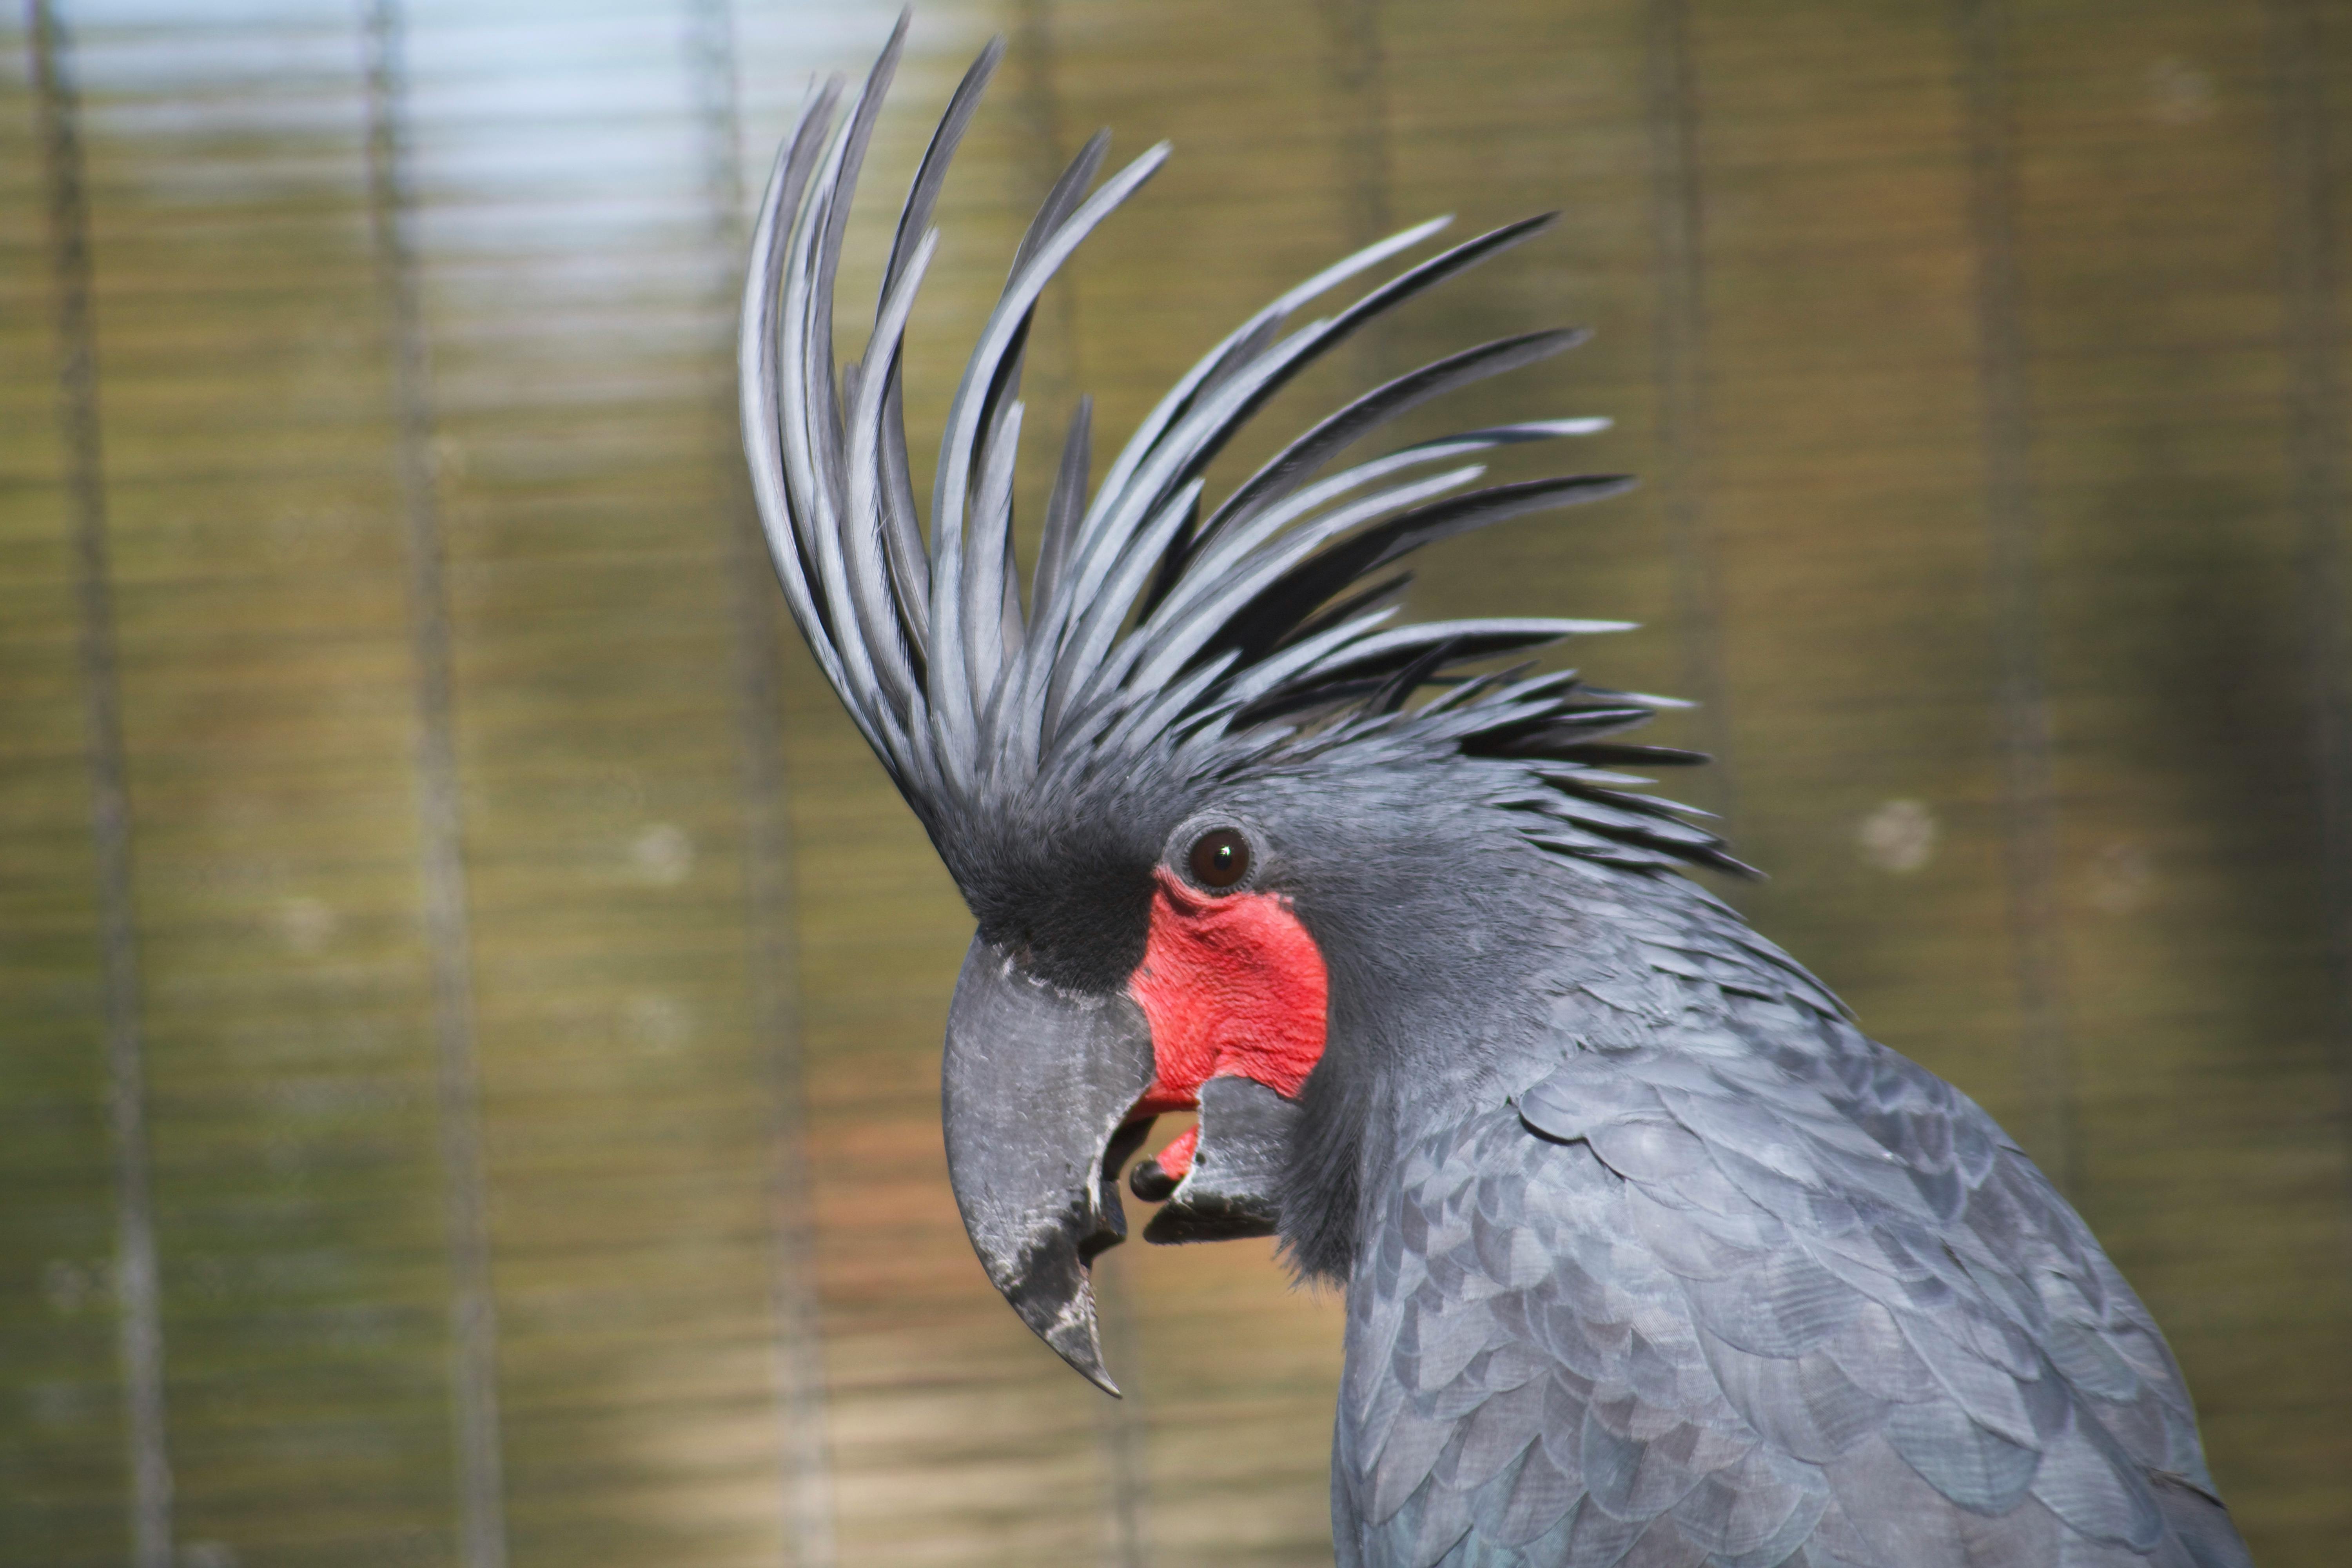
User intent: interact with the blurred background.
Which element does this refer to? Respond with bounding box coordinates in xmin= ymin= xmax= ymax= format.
xmin=4 ymin=0 xmax=2348 ymax=1565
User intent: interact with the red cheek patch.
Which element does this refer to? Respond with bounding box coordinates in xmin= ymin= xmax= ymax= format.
xmin=1125 ymin=867 xmax=1329 ymax=1117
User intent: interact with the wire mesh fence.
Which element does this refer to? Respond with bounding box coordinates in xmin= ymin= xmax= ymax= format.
xmin=2 ymin=2 xmax=2347 ymax=1565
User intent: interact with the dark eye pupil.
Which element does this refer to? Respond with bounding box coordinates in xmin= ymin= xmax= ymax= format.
xmin=1188 ymin=828 xmax=1250 ymax=889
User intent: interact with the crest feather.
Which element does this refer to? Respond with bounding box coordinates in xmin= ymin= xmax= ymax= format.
xmin=740 ymin=27 xmax=1751 ymax=879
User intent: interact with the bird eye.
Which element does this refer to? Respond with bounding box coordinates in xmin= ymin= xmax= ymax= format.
xmin=1187 ymin=827 xmax=1251 ymax=890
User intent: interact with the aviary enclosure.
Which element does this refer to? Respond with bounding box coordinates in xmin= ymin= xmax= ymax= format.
xmin=4 ymin=2 xmax=2347 ymax=1565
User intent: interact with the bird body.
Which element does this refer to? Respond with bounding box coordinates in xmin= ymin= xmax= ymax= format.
xmin=1323 ymin=850 xmax=2242 ymax=1566
xmin=738 ymin=23 xmax=2252 ymax=1566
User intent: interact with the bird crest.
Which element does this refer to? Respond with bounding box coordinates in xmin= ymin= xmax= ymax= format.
xmin=740 ymin=19 xmax=1745 ymax=883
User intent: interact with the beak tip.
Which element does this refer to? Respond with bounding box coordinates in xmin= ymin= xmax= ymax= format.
xmin=1060 ymin=1337 xmax=1123 ymax=1397
xmin=1016 ymin=1274 xmax=1122 ymax=1396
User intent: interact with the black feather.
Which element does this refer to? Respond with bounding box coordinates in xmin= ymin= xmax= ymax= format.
xmin=1210 ymin=477 xmax=1637 ymax=668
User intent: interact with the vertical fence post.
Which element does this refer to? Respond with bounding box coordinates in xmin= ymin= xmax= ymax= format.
xmin=2263 ymin=0 xmax=2352 ymax=1254
xmin=359 ymin=5 xmax=507 ymax=1563
xmin=1643 ymin=0 xmax=1736 ymax=824
xmin=1957 ymin=0 xmax=2075 ymax=1194
xmin=684 ymin=2 xmax=838 ymax=1562
xmin=27 ymin=4 xmax=174 ymax=1560
xmin=1007 ymin=9 xmax=1151 ymax=1563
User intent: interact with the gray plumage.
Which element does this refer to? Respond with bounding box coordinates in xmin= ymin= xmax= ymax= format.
xmin=739 ymin=24 xmax=1682 ymax=904
xmin=1334 ymin=871 xmax=2245 ymax=1566
xmin=740 ymin=23 xmax=2252 ymax=1568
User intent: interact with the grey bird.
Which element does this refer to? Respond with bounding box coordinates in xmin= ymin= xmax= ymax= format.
xmin=737 ymin=22 xmax=2254 ymax=1568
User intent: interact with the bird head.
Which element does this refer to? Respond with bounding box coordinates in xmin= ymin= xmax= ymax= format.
xmin=739 ymin=23 xmax=1743 ymax=1394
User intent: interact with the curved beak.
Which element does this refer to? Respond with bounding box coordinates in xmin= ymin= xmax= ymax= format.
xmin=941 ymin=936 xmax=1156 ymax=1395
